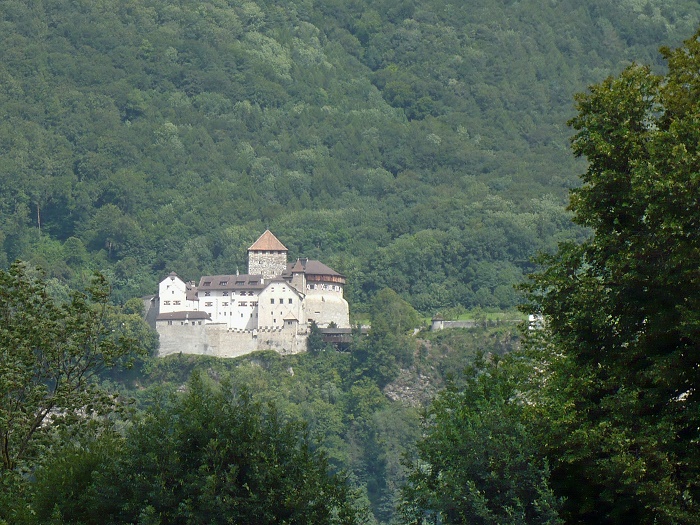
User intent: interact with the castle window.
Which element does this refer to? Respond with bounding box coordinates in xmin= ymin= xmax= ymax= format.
xmin=219 ymin=281 xmax=228 ymax=286
xmin=236 ymin=281 xmax=244 ymax=285
xmin=279 ymin=298 xmax=284 ymax=304
xmin=251 ymin=302 xmax=258 ymax=307
xmin=270 ymin=299 xmax=275 ymax=304
xmin=205 ymin=302 xmax=213 ymax=307
xmin=204 ymin=291 xmax=211 ymax=296
xmin=173 ymin=300 xmax=181 ymax=305
xmin=222 ymin=291 xmax=228 ymax=296
xmin=163 ymin=301 xmax=171 ymax=305
xmin=222 ymin=302 xmax=229 ymax=307
xmin=240 ymin=301 xmax=247 ymax=306
xmin=168 ymin=320 xmax=173 ymax=325
xmin=288 ymin=298 xmax=293 ymax=304
xmin=203 ymin=281 xmax=211 ymax=286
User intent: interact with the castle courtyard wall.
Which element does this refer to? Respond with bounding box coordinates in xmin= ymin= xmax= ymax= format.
xmin=156 ymin=322 xmax=307 ymax=358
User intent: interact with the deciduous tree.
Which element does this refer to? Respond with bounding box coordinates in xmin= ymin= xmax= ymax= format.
xmin=522 ymin=30 xmax=700 ymax=523
xmin=36 ymin=373 xmax=368 ymax=525
xmin=401 ymin=355 xmax=562 ymax=525
xmin=0 ymin=262 xmax=144 ymax=521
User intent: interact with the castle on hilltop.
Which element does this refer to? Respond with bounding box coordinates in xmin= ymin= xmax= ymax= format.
xmin=149 ymin=230 xmax=350 ymax=358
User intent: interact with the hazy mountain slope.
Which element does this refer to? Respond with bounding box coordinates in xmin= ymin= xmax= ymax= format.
xmin=1 ymin=0 xmax=698 ymax=310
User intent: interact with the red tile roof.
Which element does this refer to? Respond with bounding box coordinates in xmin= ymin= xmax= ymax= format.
xmin=248 ymin=230 xmax=288 ymax=252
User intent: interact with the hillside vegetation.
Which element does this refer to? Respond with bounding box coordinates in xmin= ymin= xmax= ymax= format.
xmin=2 ymin=0 xmax=699 ymax=312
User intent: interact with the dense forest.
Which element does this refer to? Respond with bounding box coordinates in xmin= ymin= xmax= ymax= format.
xmin=2 ymin=0 xmax=699 ymax=313
xmin=3 ymin=1 xmax=700 ymax=524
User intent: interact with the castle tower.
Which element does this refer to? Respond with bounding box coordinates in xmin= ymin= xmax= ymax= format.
xmin=248 ymin=230 xmax=288 ymax=280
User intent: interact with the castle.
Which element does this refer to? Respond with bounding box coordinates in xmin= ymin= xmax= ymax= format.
xmin=150 ymin=230 xmax=350 ymax=358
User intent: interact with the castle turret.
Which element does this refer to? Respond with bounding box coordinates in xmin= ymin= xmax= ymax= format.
xmin=248 ymin=230 xmax=288 ymax=280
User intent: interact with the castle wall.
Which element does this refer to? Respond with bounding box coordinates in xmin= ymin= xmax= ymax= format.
xmin=248 ymin=251 xmax=287 ymax=279
xmin=258 ymin=282 xmax=304 ymax=329
xmin=305 ymin=295 xmax=350 ymax=328
xmin=157 ymin=321 xmax=212 ymax=356
xmin=156 ymin=322 xmax=307 ymax=358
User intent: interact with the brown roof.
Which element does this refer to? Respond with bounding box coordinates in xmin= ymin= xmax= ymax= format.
xmin=248 ymin=230 xmax=287 ymax=252
xmin=284 ymin=259 xmax=344 ymax=278
xmin=198 ymin=274 xmax=265 ymax=291
xmin=290 ymin=259 xmax=305 ymax=273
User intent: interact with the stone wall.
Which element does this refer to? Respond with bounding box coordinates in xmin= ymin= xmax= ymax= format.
xmin=156 ymin=322 xmax=308 ymax=358
xmin=248 ymin=251 xmax=287 ymax=280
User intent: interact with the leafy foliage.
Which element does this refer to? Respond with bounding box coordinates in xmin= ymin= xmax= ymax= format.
xmin=33 ymin=373 xmax=368 ymax=524
xmin=351 ymin=288 xmax=420 ymax=387
xmin=401 ymin=354 xmax=562 ymax=525
xmin=3 ymin=0 xmax=696 ymax=312
xmin=521 ymin=30 xmax=700 ymax=524
xmin=0 ymin=261 xmax=148 ymax=523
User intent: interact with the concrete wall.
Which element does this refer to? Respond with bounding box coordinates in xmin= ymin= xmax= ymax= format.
xmin=431 ymin=319 xmax=478 ymax=330
xmin=157 ymin=321 xmax=212 ymax=356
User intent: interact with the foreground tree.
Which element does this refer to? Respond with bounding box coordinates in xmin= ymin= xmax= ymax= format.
xmin=0 ymin=263 xmax=140 ymax=469
xmin=401 ymin=355 xmax=563 ymax=525
xmin=0 ymin=262 xmax=144 ymax=522
xmin=34 ymin=373 xmax=368 ymax=525
xmin=523 ymin=31 xmax=700 ymax=523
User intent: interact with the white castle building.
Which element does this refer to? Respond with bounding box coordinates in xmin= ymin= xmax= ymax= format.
xmin=151 ymin=231 xmax=350 ymax=358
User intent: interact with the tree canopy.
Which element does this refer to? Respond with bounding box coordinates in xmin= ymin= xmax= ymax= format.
xmin=520 ymin=29 xmax=700 ymax=524
xmin=2 ymin=0 xmax=699 ymax=312
xmin=401 ymin=27 xmax=700 ymax=525
xmin=33 ymin=373 xmax=368 ymax=525
xmin=0 ymin=262 xmax=148 ymax=523
xmin=401 ymin=355 xmax=562 ymax=525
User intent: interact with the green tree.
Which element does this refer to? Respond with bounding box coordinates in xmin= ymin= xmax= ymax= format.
xmin=522 ymin=31 xmax=700 ymax=524
xmin=401 ymin=354 xmax=562 ymax=525
xmin=352 ymin=288 xmax=419 ymax=387
xmin=307 ymin=320 xmax=330 ymax=353
xmin=38 ymin=373 xmax=367 ymax=525
xmin=0 ymin=262 xmax=143 ymax=522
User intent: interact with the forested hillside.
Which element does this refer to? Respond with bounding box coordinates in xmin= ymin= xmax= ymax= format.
xmin=2 ymin=0 xmax=699 ymax=311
